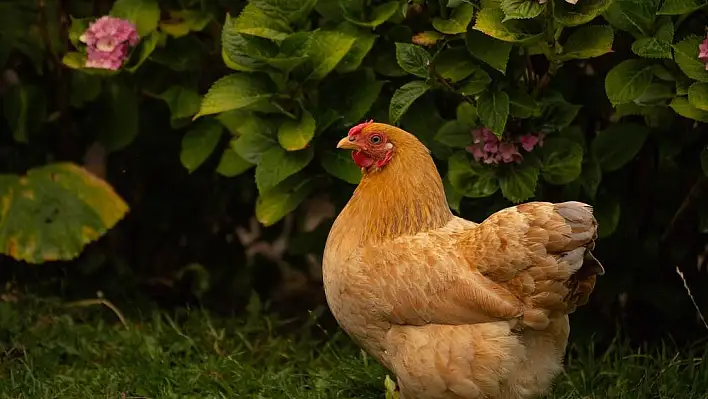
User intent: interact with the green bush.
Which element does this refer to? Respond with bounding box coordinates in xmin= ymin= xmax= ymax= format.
xmin=1 ymin=0 xmax=708 ymax=340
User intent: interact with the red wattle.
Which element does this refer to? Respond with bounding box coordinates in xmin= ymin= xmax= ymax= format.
xmin=352 ymin=151 xmax=374 ymax=168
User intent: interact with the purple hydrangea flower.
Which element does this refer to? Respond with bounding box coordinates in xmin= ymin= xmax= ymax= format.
xmin=466 ymin=128 xmax=544 ymax=165
xmin=79 ymin=16 xmax=139 ymax=70
xmin=699 ymin=34 xmax=708 ymax=71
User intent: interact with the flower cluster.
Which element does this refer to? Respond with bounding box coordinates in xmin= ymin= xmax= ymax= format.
xmin=80 ymin=16 xmax=139 ymax=70
xmin=466 ymin=127 xmax=544 ymax=165
xmin=699 ymin=33 xmax=708 ymax=70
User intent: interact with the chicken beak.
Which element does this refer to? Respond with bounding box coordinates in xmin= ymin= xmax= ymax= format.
xmin=336 ymin=136 xmax=360 ymax=150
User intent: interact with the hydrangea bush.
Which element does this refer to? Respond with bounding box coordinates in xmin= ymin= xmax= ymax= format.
xmin=1 ymin=0 xmax=708 ymax=337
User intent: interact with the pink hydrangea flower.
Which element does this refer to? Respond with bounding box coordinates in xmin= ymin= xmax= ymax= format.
xmin=699 ymin=34 xmax=708 ymax=71
xmin=467 ymin=128 xmax=545 ymax=165
xmin=80 ymin=16 xmax=139 ymax=70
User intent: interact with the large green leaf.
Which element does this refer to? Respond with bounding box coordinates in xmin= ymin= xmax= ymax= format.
xmin=216 ymin=148 xmax=254 ymax=177
xmin=595 ymin=194 xmax=620 ymax=238
xmin=0 ymin=163 xmax=129 ymax=263
xmin=465 ymin=28 xmax=512 ymax=73
xmin=541 ymin=138 xmax=584 ymax=185
xmin=604 ymin=0 xmax=661 ymax=36
xmin=159 ymin=10 xmax=211 ymax=38
xmin=433 ymin=3 xmax=474 ymax=34
xmin=336 ymin=23 xmax=377 ymax=73
xmin=435 ymin=120 xmax=474 ymax=148
xmin=673 ymin=35 xmax=708 ymax=83
xmin=669 ymin=97 xmax=708 ymax=122
xmin=604 ymin=59 xmax=654 ymax=105
xmin=320 ymin=68 xmax=384 ymax=126
xmin=688 ymin=82 xmax=708 ymax=111
xmin=389 ymin=81 xmax=430 ymax=123
xmin=180 ymin=119 xmax=223 ymax=173
xmin=395 ymin=43 xmax=431 ymax=78
xmin=658 ymin=0 xmax=708 ymax=15
xmin=277 ymin=109 xmax=316 ymax=151
xmin=473 ymin=7 xmax=544 ymax=44
xmin=581 ymin=155 xmax=602 ymax=199
xmin=221 ymin=14 xmax=280 ymax=71
xmin=458 ymin=69 xmax=492 ymax=95
xmin=2 ymin=84 xmax=46 ymax=143
xmin=591 ymin=123 xmax=649 ymax=172
xmin=500 ymin=0 xmax=545 ymax=21
xmin=508 ymin=88 xmax=540 ymax=119
xmin=255 ymin=147 xmax=314 ymax=193
xmin=477 ymin=89 xmax=510 ymax=138
xmin=230 ymin=114 xmax=279 ymax=163
xmin=250 ymin=0 xmax=318 ymax=23
xmin=97 ymin=82 xmax=139 ymax=152
xmin=553 ymin=0 xmax=613 ymax=26
xmin=255 ymin=174 xmax=315 ymax=226
xmin=560 ymin=25 xmax=614 ymax=60
xmin=321 ymin=150 xmax=362 ymax=184
xmin=434 ymin=47 xmax=481 ymax=83
xmin=342 ymin=0 xmax=399 ymax=28
xmin=631 ymin=19 xmax=674 ymax=59
xmin=307 ymin=28 xmax=357 ymax=80
xmin=158 ymin=86 xmax=202 ymax=126
xmin=232 ymin=3 xmax=292 ymax=41
xmin=110 ymin=0 xmax=160 ymax=36
xmin=499 ymin=162 xmax=539 ymax=203
xmin=196 ymin=73 xmax=276 ymax=118
xmin=447 ymin=152 xmax=499 ymax=198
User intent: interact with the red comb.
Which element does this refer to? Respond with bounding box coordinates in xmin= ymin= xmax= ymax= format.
xmin=348 ymin=120 xmax=374 ymax=137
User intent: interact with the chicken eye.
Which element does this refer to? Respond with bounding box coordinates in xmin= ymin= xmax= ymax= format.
xmin=369 ymin=135 xmax=382 ymax=145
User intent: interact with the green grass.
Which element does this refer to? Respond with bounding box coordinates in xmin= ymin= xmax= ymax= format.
xmin=1 ymin=296 xmax=707 ymax=399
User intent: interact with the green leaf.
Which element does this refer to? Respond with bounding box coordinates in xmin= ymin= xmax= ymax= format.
xmin=432 ymin=3 xmax=474 ymax=34
xmin=256 ymin=175 xmax=315 ymax=226
xmin=474 ymin=7 xmax=544 ymax=44
xmin=560 ymin=25 xmax=614 ymax=60
xmin=159 ymin=10 xmax=211 ymax=38
xmin=607 ymin=0 xmax=661 ymax=36
xmin=443 ymin=176 xmax=463 ymax=213
xmin=508 ymin=88 xmax=540 ymax=118
xmin=158 ymin=86 xmax=202 ymax=125
xmin=97 ymin=82 xmax=139 ymax=152
xmin=591 ymin=123 xmax=649 ymax=172
xmin=336 ymin=23 xmax=377 ymax=73
xmin=232 ymin=4 xmax=291 ymax=41
xmin=658 ymin=0 xmax=707 ymax=15
xmin=465 ymin=28 xmax=512 ymax=73
xmin=308 ymin=28 xmax=357 ymax=80
xmin=222 ymin=15 xmax=280 ymax=71
xmin=0 ymin=163 xmax=129 ymax=264
xmin=230 ymin=114 xmax=279 ymax=162
xmin=255 ymin=147 xmax=314 ymax=193
xmin=180 ymin=119 xmax=224 ymax=173
xmin=456 ymin=102 xmax=478 ymax=126
xmin=669 ymin=97 xmax=708 ymax=122
xmin=412 ymin=30 xmax=445 ymax=47
xmin=499 ymin=162 xmax=539 ymax=203
xmin=458 ymin=69 xmax=492 ymax=95
xmin=110 ymin=0 xmax=160 ymax=36
xmin=539 ymin=92 xmax=581 ymax=130
xmin=196 ymin=73 xmax=276 ymax=118
xmin=125 ymin=30 xmax=160 ymax=72
xmin=673 ymin=35 xmax=708 ymax=83
xmin=688 ymin=82 xmax=708 ymax=111
xmin=630 ymin=19 xmax=673 ymax=59
xmin=435 ymin=120 xmax=473 ymax=148
xmin=389 ymin=81 xmax=430 ymax=123
xmin=477 ymin=89 xmax=510 ymax=138
xmin=216 ymin=148 xmax=254 ymax=177
xmin=447 ymin=152 xmax=499 ymax=198
xmin=633 ymin=82 xmax=674 ymax=106
xmin=343 ymin=1 xmax=399 ymax=28
xmin=250 ymin=0 xmax=318 ymax=23
xmin=320 ymin=68 xmax=384 ymax=126
xmin=540 ymin=138 xmax=584 ymax=185
xmin=500 ymin=0 xmax=545 ymax=21
xmin=395 ymin=43 xmax=431 ymax=78
xmin=701 ymin=147 xmax=708 ymax=176
xmin=2 ymin=84 xmax=46 ymax=143
xmin=277 ymin=109 xmax=316 ymax=151
xmin=605 ymin=59 xmax=654 ymax=105
xmin=69 ymin=71 xmax=101 ymax=108
xmin=553 ymin=0 xmax=613 ymax=26
xmin=434 ymin=47 xmax=480 ymax=83
xmin=581 ymin=155 xmax=602 ymax=199
xmin=321 ymin=150 xmax=362 ymax=184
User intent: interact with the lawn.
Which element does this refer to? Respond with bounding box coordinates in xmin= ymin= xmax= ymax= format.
xmin=1 ymin=296 xmax=707 ymax=399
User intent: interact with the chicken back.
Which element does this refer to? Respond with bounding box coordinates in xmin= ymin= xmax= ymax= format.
xmin=323 ymin=122 xmax=603 ymax=399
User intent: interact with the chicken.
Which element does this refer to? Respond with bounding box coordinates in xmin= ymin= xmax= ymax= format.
xmin=322 ymin=121 xmax=604 ymax=399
